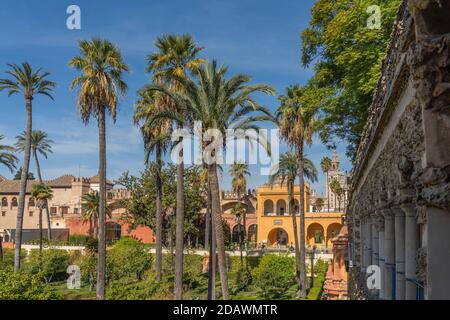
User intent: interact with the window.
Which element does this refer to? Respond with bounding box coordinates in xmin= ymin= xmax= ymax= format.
xmin=1 ymin=211 xmax=5 ymax=217
xmin=61 ymin=207 xmax=68 ymax=215
xmin=74 ymin=208 xmax=79 ymax=214
xmin=1 ymin=197 xmax=7 ymax=207
xmin=50 ymin=207 xmax=57 ymax=215
xmin=29 ymin=211 xmax=33 ymax=217
xmin=11 ymin=198 xmax=18 ymax=207
xmin=28 ymin=198 xmax=35 ymax=207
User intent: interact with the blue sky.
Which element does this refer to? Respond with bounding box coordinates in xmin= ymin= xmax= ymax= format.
xmin=0 ymin=0 xmax=352 ymax=196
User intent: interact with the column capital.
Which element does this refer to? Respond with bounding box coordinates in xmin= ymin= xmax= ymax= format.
xmin=391 ymin=206 xmax=405 ymax=217
xmin=400 ymin=203 xmax=416 ymax=218
xmin=382 ymin=208 xmax=395 ymax=220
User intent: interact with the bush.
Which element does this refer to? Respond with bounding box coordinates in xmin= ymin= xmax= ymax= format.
xmin=253 ymin=254 xmax=296 ymax=299
xmin=106 ymin=274 xmax=171 ymax=300
xmin=0 ymin=248 xmax=27 ymax=269
xmin=68 ymin=235 xmax=95 ymax=246
xmin=107 ymin=237 xmax=152 ymax=281
xmin=0 ymin=267 xmax=60 ymax=300
xmin=182 ymin=255 xmax=205 ymax=291
xmin=77 ymin=252 xmax=97 ymax=291
xmin=26 ymin=249 xmax=70 ymax=283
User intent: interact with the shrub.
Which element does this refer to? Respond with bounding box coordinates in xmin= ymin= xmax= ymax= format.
xmin=106 ymin=274 xmax=171 ymax=300
xmin=253 ymin=254 xmax=296 ymax=299
xmin=107 ymin=237 xmax=152 ymax=281
xmin=68 ymin=235 xmax=95 ymax=246
xmin=26 ymin=249 xmax=70 ymax=283
xmin=0 ymin=267 xmax=60 ymax=300
xmin=182 ymin=254 xmax=205 ymax=291
xmin=77 ymin=252 xmax=97 ymax=291
xmin=0 ymin=248 xmax=27 ymax=269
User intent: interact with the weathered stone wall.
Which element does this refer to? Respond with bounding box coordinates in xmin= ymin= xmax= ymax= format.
xmin=348 ymin=0 xmax=450 ymax=300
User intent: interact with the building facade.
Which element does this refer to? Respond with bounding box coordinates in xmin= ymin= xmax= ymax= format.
xmin=0 ymin=174 xmax=153 ymax=243
xmin=347 ymin=0 xmax=450 ymax=300
xmin=325 ymin=151 xmax=349 ymax=212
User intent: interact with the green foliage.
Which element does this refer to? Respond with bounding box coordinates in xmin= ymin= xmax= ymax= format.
xmin=26 ymin=249 xmax=70 ymax=283
xmin=0 ymin=248 xmax=26 ymax=269
xmin=182 ymin=254 xmax=205 ymax=291
xmin=77 ymin=252 xmax=97 ymax=290
xmin=233 ymin=267 xmax=253 ymax=293
xmin=106 ymin=274 xmax=171 ymax=300
xmin=253 ymin=255 xmax=296 ymax=299
xmin=107 ymin=237 xmax=152 ymax=281
xmin=300 ymin=0 xmax=402 ymax=158
xmin=68 ymin=235 xmax=96 ymax=246
xmin=0 ymin=268 xmax=60 ymax=300
xmin=115 ymin=164 xmax=206 ymax=246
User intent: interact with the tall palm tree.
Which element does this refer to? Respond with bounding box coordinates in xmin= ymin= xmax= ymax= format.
xmin=0 ymin=135 xmax=18 ymax=173
xmin=229 ymin=161 xmax=250 ymax=264
xmin=146 ymin=60 xmax=275 ymax=299
xmin=81 ymin=192 xmax=112 ymax=239
xmin=268 ymin=152 xmax=317 ymax=291
xmin=320 ymin=156 xmax=332 ymax=212
xmin=146 ymin=34 xmax=205 ymax=300
xmin=69 ymin=38 xmax=129 ymax=300
xmin=16 ymin=130 xmax=53 ymax=240
xmin=0 ymin=62 xmax=55 ymax=272
xmin=134 ymin=86 xmax=171 ymax=282
xmin=30 ymin=183 xmax=53 ymax=271
xmin=276 ymin=85 xmax=317 ymax=298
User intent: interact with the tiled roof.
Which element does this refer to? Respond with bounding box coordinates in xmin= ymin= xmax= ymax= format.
xmin=89 ymin=173 xmax=113 ymax=185
xmin=0 ymin=175 xmax=75 ymax=194
xmin=0 ymin=174 xmax=7 ymax=182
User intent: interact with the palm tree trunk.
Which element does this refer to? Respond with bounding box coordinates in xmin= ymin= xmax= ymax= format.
xmin=204 ymin=188 xmax=211 ymax=251
xmin=155 ymin=142 xmax=163 ymax=282
xmin=96 ymin=107 xmax=107 ymax=300
xmin=207 ymin=185 xmax=216 ymax=300
xmin=34 ymin=151 xmax=52 ymax=241
xmin=289 ymin=180 xmax=302 ymax=290
xmin=14 ymin=97 xmax=32 ymax=272
xmin=297 ymin=143 xmax=307 ymax=298
xmin=326 ymin=172 xmax=330 ymax=212
xmin=174 ymin=125 xmax=185 ymax=300
xmin=39 ymin=208 xmax=43 ymax=272
xmin=208 ymin=163 xmax=229 ymax=300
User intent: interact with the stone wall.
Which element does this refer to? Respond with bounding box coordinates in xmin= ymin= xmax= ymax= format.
xmin=348 ymin=0 xmax=450 ymax=300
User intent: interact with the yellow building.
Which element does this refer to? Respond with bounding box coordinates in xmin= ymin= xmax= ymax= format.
xmin=256 ymin=182 xmax=344 ymax=249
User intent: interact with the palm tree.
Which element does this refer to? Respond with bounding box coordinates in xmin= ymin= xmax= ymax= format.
xmin=269 ymin=152 xmax=317 ymax=291
xmin=133 ymin=87 xmax=171 ymax=282
xmin=229 ymin=161 xmax=250 ymax=265
xmin=16 ymin=130 xmax=53 ymax=240
xmin=330 ymin=179 xmax=344 ymax=212
xmin=81 ymin=192 xmax=112 ymax=239
xmin=0 ymin=135 xmax=18 ymax=173
xmin=69 ymin=38 xmax=129 ymax=300
xmin=0 ymin=62 xmax=55 ymax=272
xmin=30 ymin=183 xmax=53 ymax=271
xmin=146 ymin=34 xmax=205 ymax=300
xmin=145 ymin=60 xmax=275 ymax=299
xmin=276 ymin=85 xmax=317 ymax=298
xmin=320 ymin=156 xmax=332 ymax=212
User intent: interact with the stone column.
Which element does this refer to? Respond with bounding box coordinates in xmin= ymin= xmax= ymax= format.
xmin=402 ymin=204 xmax=419 ymax=300
xmin=392 ymin=206 xmax=405 ymax=300
xmin=384 ymin=209 xmax=395 ymax=300
xmin=378 ymin=217 xmax=385 ymax=300
xmin=367 ymin=219 xmax=372 ymax=267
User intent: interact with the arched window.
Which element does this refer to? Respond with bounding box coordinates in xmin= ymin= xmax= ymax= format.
xmin=248 ymin=224 xmax=258 ymax=243
xmin=28 ymin=198 xmax=35 ymax=207
xmin=11 ymin=198 xmax=18 ymax=207
xmin=276 ymin=199 xmax=286 ymax=216
xmin=263 ymin=200 xmax=274 ymax=216
xmin=232 ymin=224 xmax=245 ymax=243
xmin=1 ymin=197 xmax=7 ymax=207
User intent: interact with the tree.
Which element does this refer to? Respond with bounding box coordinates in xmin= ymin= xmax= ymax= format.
xmin=81 ymin=192 xmax=113 ymax=239
xmin=229 ymin=161 xmax=250 ymax=264
xmin=269 ymin=151 xmax=317 ymax=293
xmin=300 ymin=0 xmax=402 ymax=158
xmin=146 ymin=60 xmax=275 ymax=299
xmin=320 ymin=156 xmax=332 ymax=212
xmin=230 ymin=203 xmax=246 ymax=264
xmin=146 ymin=34 xmax=205 ymax=300
xmin=16 ymin=130 xmax=53 ymax=240
xmin=0 ymin=135 xmax=18 ymax=173
xmin=30 ymin=183 xmax=53 ymax=271
xmin=69 ymin=38 xmax=129 ymax=300
xmin=13 ymin=167 xmax=35 ymax=180
xmin=330 ymin=179 xmax=344 ymax=212
xmin=0 ymin=62 xmax=56 ymax=272
xmin=134 ymin=86 xmax=171 ymax=282
xmin=276 ymin=85 xmax=318 ymax=298
xmin=315 ymin=197 xmax=325 ymax=213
